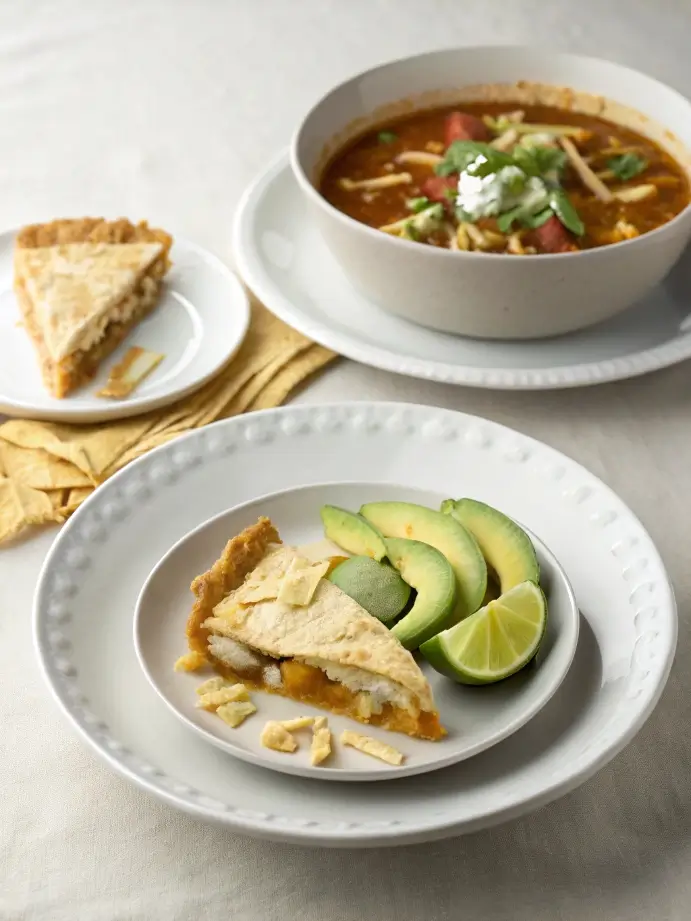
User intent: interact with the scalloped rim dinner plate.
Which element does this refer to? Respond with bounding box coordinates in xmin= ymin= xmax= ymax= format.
xmin=0 ymin=228 xmax=250 ymax=422
xmin=34 ymin=403 xmax=676 ymax=846
xmin=233 ymin=153 xmax=691 ymax=390
xmin=134 ymin=482 xmax=579 ymax=782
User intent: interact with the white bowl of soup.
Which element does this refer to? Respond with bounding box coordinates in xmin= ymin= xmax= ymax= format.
xmin=291 ymin=47 xmax=691 ymax=339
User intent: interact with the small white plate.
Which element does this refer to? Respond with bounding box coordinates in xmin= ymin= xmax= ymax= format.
xmin=34 ymin=403 xmax=676 ymax=845
xmin=0 ymin=229 xmax=250 ymax=422
xmin=134 ymin=482 xmax=579 ymax=782
xmin=233 ymin=153 xmax=691 ymax=390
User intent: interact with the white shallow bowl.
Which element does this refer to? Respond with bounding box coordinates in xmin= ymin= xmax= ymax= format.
xmin=291 ymin=47 xmax=691 ymax=339
xmin=34 ymin=403 xmax=677 ymax=845
xmin=134 ymin=482 xmax=579 ymax=782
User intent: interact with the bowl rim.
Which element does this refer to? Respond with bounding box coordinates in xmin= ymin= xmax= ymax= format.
xmin=290 ymin=44 xmax=691 ymax=263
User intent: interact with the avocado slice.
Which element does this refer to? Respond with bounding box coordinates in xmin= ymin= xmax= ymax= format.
xmin=320 ymin=505 xmax=387 ymax=560
xmin=442 ymin=498 xmax=539 ymax=591
xmin=359 ymin=501 xmax=487 ymax=618
xmin=328 ymin=556 xmax=410 ymax=625
xmin=386 ymin=538 xmax=458 ymax=649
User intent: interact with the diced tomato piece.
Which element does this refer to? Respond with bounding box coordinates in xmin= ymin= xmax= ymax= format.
xmin=535 ymin=216 xmax=577 ymax=253
xmin=444 ymin=111 xmax=490 ymax=146
xmin=421 ymin=175 xmax=457 ymax=209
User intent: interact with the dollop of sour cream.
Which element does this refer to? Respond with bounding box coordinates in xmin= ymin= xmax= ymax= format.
xmin=457 ymin=157 xmax=549 ymax=221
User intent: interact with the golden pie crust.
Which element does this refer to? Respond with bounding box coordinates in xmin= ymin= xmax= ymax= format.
xmin=185 ymin=518 xmax=445 ymax=741
xmin=14 ymin=217 xmax=172 ymax=398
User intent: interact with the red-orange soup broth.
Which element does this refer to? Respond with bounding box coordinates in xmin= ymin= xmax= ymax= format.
xmin=319 ymin=102 xmax=690 ymax=255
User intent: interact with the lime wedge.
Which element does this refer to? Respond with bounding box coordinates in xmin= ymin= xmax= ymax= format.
xmin=420 ymin=581 xmax=547 ymax=684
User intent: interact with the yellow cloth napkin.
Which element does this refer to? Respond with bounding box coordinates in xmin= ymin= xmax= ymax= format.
xmin=0 ymin=300 xmax=336 ymax=543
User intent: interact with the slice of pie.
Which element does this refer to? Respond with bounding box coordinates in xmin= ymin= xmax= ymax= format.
xmin=185 ymin=518 xmax=445 ymax=741
xmin=14 ymin=217 xmax=173 ymax=398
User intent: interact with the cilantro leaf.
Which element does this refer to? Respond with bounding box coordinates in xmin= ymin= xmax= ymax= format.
xmin=607 ymin=153 xmax=648 ymax=181
xmin=402 ymin=222 xmax=420 ymax=241
xmin=454 ymin=205 xmax=474 ymax=223
xmin=497 ymin=206 xmax=524 ymax=233
xmin=521 ymin=207 xmax=555 ymax=229
xmin=549 ymin=189 xmax=584 ymax=236
xmin=435 ymin=141 xmax=498 ymax=176
xmin=406 ymin=196 xmax=433 ymax=213
xmin=513 ymin=145 xmax=567 ymax=179
xmin=377 ymin=130 xmax=398 ymax=144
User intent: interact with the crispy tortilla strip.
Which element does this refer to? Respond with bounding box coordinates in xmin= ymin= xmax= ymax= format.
xmin=0 ymin=476 xmax=62 ymax=543
xmin=96 ymin=346 xmax=164 ymax=399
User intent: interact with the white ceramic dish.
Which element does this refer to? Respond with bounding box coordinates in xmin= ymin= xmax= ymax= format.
xmin=234 ymin=153 xmax=691 ymax=390
xmin=0 ymin=228 xmax=250 ymax=422
xmin=134 ymin=482 xmax=579 ymax=782
xmin=34 ymin=403 xmax=676 ymax=845
xmin=291 ymin=47 xmax=691 ymax=339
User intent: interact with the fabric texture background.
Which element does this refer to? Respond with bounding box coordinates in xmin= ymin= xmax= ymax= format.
xmin=2 ymin=2 xmax=691 ymax=919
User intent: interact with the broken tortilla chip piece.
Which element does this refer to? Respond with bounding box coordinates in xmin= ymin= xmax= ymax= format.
xmin=0 ymin=476 xmax=62 ymax=542
xmin=249 ymin=344 xmax=337 ymax=411
xmin=96 ymin=346 xmax=165 ymax=399
xmin=0 ymin=441 xmax=93 ymax=490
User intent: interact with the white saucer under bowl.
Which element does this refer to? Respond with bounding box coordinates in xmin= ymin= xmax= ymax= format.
xmin=134 ymin=482 xmax=579 ymax=782
xmin=34 ymin=403 xmax=676 ymax=845
xmin=0 ymin=229 xmax=250 ymax=422
xmin=233 ymin=153 xmax=691 ymax=390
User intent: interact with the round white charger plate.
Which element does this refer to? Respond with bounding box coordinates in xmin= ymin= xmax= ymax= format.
xmin=233 ymin=153 xmax=691 ymax=390
xmin=34 ymin=403 xmax=676 ymax=846
xmin=134 ymin=482 xmax=579 ymax=782
xmin=0 ymin=229 xmax=250 ymax=422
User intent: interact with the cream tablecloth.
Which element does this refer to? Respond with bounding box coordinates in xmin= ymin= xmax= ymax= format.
xmin=3 ymin=2 xmax=691 ymax=919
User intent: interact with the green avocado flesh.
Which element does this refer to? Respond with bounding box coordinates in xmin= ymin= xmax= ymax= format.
xmin=327 ymin=556 xmax=410 ymax=625
xmin=359 ymin=501 xmax=487 ymax=618
xmin=385 ymin=537 xmax=458 ymax=650
xmin=442 ymin=498 xmax=539 ymax=591
xmin=320 ymin=505 xmax=387 ymax=560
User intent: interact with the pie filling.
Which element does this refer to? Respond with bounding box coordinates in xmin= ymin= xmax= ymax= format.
xmin=70 ymin=271 xmax=161 ymax=357
xmin=205 ymin=634 xmax=444 ymax=740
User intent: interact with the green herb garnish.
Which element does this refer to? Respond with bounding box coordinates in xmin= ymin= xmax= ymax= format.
xmin=454 ymin=205 xmax=474 ymax=223
xmin=607 ymin=153 xmax=648 ymax=181
xmin=521 ymin=207 xmax=555 ymax=230
xmin=406 ymin=196 xmax=433 ymax=213
xmin=513 ymin=145 xmax=567 ymax=179
xmin=497 ymin=206 xmax=525 ymax=233
xmin=435 ymin=141 xmax=502 ymax=176
xmin=549 ymin=189 xmax=585 ymax=236
xmin=402 ymin=222 xmax=420 ymax=241
xmin=377 ymin=130 xmax=398 ymax=144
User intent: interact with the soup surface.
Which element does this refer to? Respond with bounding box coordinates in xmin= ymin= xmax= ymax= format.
xmin=320 ymin=101 xmax=690 ymax=255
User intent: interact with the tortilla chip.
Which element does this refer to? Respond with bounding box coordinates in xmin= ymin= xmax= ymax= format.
xmin=44 ymin=489 xmax=69 ymax=513
xmin=220 ymin=343 xmax=314 ymax=418
xmin=249 ymin=345 xmax=337 ymax=410
xmin=59 ymin=486 xmax=95 ymax=516
xmin=0 ymin=441 xmax=93 ymax=490
xmin=0 ymin=476 xmax=62 ymax=543
xmin=0 ymin=420 xmax=97 ymax=479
